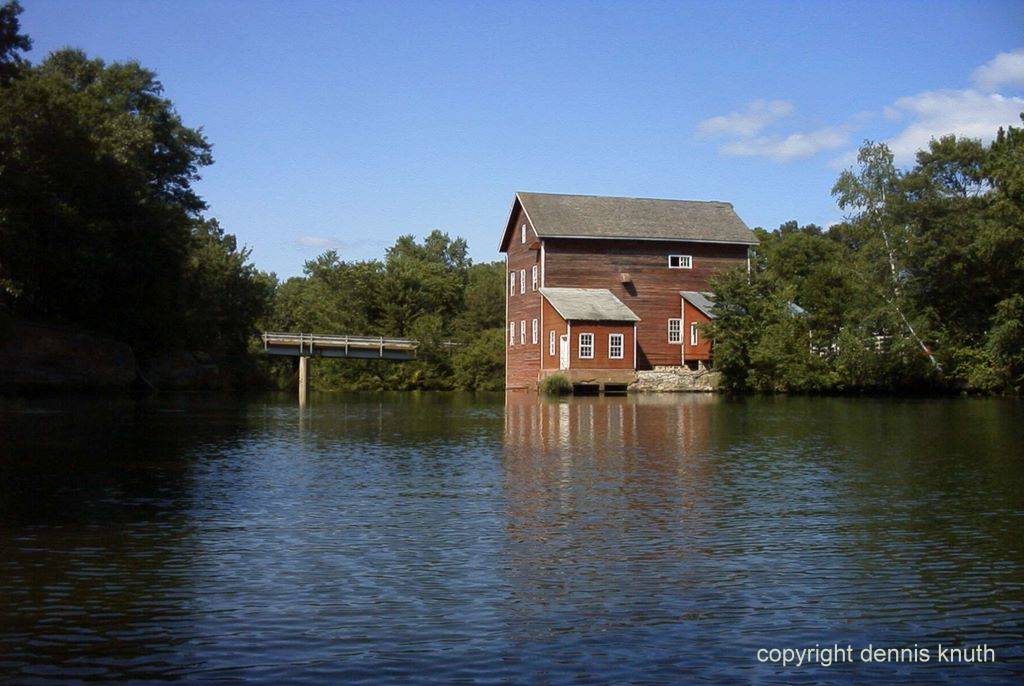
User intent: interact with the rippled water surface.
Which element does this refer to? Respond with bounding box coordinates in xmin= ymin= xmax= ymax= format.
xmin=1 ymin=392 xmax=1022 ymax=684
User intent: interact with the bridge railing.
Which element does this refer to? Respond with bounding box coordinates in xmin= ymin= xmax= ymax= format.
xmin=262 ymin=332 xmax=420 ymax=357
xmin=262 ymin=332 xmax=418 ymax=347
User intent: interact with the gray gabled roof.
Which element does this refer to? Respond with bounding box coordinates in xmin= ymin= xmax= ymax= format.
xmin=681 ymin=290 xmax=807 ymax=319
xmin=680 ymin=291 xmax=718 ymax=319
xmin=501 ymin=192 xmax=758 ymax=250
xmin=541 ymin=287 xmax=640 ymax=322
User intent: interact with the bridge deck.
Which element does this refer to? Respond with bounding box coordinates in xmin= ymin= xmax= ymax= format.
xmin=262 ymin=332 xmax=418 ymax=360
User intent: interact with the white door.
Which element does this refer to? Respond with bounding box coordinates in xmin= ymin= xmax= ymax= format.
xmin=559 ymin=335 xmax=569 ymax=370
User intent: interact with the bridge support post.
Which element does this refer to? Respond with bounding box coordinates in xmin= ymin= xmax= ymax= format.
xmin=298 ymin=355 xmax=309 ymax=406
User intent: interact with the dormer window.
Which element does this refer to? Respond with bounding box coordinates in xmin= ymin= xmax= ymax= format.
xmin=669 ymin=254 xmax=692 ymax=269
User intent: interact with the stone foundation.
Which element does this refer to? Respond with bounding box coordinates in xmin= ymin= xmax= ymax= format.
xmin=630 ymin=365 xmax=721 ymax=392
xmin=540 ymin=368 xmax=637 ymax=386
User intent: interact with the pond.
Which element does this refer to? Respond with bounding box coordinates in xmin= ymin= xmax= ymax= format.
xmin=1 ymin=392 xmax=1021 ymax=684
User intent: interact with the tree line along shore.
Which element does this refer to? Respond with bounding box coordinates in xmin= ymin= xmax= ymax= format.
xmin=1 ymin=2 xmax=1021 ymax=395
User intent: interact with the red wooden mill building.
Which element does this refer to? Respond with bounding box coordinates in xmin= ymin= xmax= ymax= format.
xmin=499 ymin=192 xmax=758 ymax=391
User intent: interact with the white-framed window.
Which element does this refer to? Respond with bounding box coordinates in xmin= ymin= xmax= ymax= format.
xmin=690 ymin=322 xmax=699 ymax=346
xmin=521 ymin=223 xmax=526 ymax=243
xmin=579 ymin=332 xmax=594 ymax=359
xmin=520 ymin=320 xmax=526 ymax=345
xmin=668 ymin=318 xmax=682 ymax=343
xmin=549 ymin=330 xmax=556 ymax=356
xmin=510 ymin=271 xmax=515 ymax=296
xmin=510 ymin=322 xmax=515 ymax=346
xmin=608 ymin=333 xmax=624 ymax=359
xmin=531 ymin=265 xmax=538 ymax=291
xmin=669 ymin=255 xmax=692 ymax=269
xmin=531 ymin=319 xmax=538 ymax=344
xmin=519 ymin=269 xmax=526 ymax=294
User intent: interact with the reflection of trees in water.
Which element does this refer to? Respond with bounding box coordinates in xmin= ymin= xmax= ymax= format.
xmin=0 ymin=394 xmax=260 ymax=681
xmin=1 ymin=391 xmax=513 ymax=681
xmin=765 ymin=397 xmax=1024 ymax=647
xmin=0 ymin=394 xmax=259 ymax=523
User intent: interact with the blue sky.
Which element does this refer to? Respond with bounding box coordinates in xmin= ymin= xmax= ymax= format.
xmin=20 ymin=0 xmax=1024 ymax=277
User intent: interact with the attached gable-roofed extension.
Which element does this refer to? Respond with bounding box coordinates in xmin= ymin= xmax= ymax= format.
xmin=499 ymin=192 xmax=758 ymax=251
xmin=680 ymin=291 xmax=718 ymax=319
xmin=681 ymin=290 xmax=806 ymax=319
xmin=540 ymin=287 xmax=640 ymax=322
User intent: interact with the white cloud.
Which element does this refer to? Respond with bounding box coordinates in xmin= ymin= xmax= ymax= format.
xmin=296 ymin=235 xmax=341 ymax=249
xmin=697 ymin=99 xmax=795 ymax=138
xmin=721 ymin=126 xmax=851 ymax=162
xmin=702 ymin=49 xmax=1024 ymax=167
xmin=881 ymin=88 xmax=1024 ymax=163
xmin=972 ymin=49 xmax=1024 ymax=93
xmin=881 ymin=105 xmax=902 ymax=121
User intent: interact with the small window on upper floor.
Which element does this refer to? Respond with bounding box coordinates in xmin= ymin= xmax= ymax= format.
xmin=531 ymin=265 xmax=538 ymax=291
xmin=510 ymin=271 xmax=516 ymax=296
xmin=669 ymin=255 xmax=692 ymax=269
xmin=520 ymin=269 xmax=526 ymax=295
xmin=521 ymin=223 xmax=527 ymax=243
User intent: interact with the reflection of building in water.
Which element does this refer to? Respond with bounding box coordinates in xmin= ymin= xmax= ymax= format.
xmin=503 ymin=390 xmax=717 ymax=459
xmin=499 ymin=392 xmax=724 ymax=643
xmin=501 ymin=390 xmax=721 ymax=541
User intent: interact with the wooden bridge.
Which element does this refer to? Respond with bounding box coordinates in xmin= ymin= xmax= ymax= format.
xmin=262 ymin=332 xmax=419 ymax=404
xmin=262 ymin=332 xmax=418 ymax=361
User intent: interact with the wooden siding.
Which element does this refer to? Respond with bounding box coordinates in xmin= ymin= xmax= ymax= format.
xmin=504 ymin=204 xmax=543 ymax=388
xmin=683 ymin=299 xmax=713 ymax=362
xmin=540 ymin=298 xmax=567 ymax=372
xmin=565 ymin=320 xmax=635 ymax=370
xmin=543 ymin=238 xmax=746 ymax=369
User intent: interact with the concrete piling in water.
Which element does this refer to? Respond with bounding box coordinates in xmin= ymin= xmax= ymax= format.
xmin=298 ymin=355 xmax=308 ymax=406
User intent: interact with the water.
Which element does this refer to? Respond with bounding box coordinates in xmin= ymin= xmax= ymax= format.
xmin=1 ymin=392 xmax=1022 ymax=684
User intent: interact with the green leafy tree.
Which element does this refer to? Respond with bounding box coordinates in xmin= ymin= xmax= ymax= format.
xmin=0 ymin=1 xmax=30 ymax=84
xmin=833 ymin=141 xmax=941 ymax=372
xmin=0 ymin=25 xmax=270 ymax=367
xmin=1 ymin=49 xmax=207 ymax=349
xmin=452 ymin=328 xmax=504 ymax=390
xmin=266 ymin=235 xmax=504 ymax=391
xmin=455 ymin=261 xmax=506 ymax=334
xmin=987 ymin=294 xmax=1024 ymax=391
xmin=706 ymin=266 xmax=827 ymax=392
xmin=184 ymin=219 xmax=276 ymax=356
xmin=714 ymin=120 xmax=1024 ymax=394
